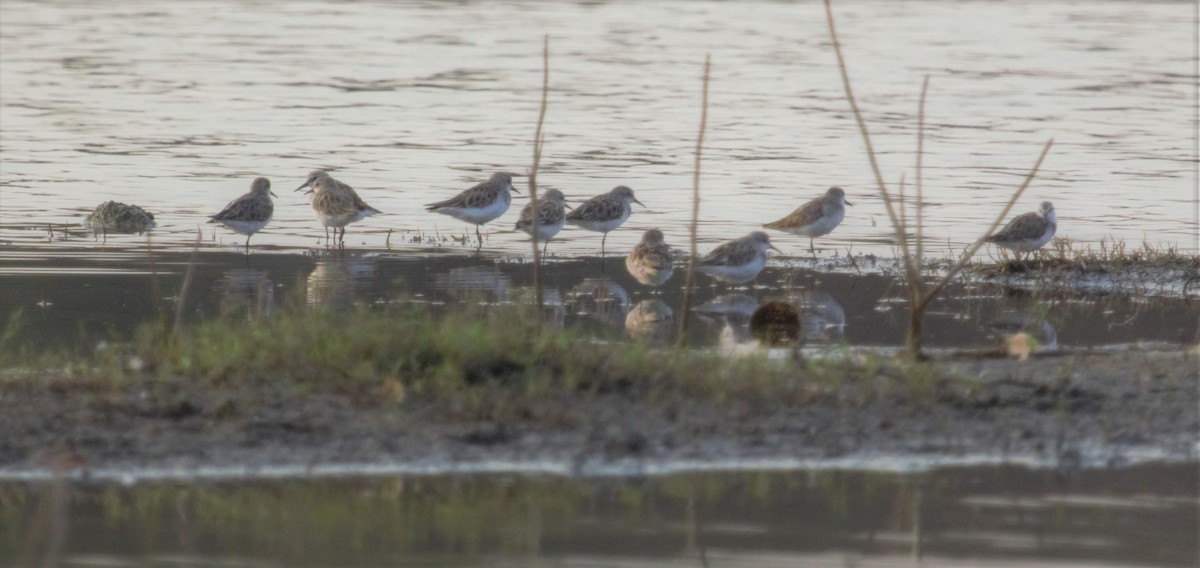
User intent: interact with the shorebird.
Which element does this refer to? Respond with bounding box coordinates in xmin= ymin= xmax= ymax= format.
xmin=209 ymin=177 xmax=276 ymax=250
xmin=426 ymin=172 xmax=518 ymax=244
xmin=985 ymin=201 xmax=1057 ymax=263
xmin=565 ymin=185 xmax=644 ymax=256
xmin=696 ymin=231 xmax=781 ymax=285
xmin=295 ymin=170 xmax=381 ymax=247
xmin=763 ymin=185 xmax=851 ymax=253
xmin=625 ymin=228 xmax=674 ymax=289
xmin=84 ymin=201 xmax=156 ymax=238
xmin=515 ymin=188 xmax=569 ymax=255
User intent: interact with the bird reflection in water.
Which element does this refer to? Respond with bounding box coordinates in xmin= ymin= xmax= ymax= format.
xmin=985 ymin=311 xmax=1058 ymax=357
xmin=215 ymin=268 xmax=274 ymax=320
xmin=570 ymin=278 xmax=630 ymax=330
xmin=306 ymin=254 xmax=379 ymax=310
xmin=432 ymin=265 xmax=511 ymax=303
xmin=625 ymin=299 xmax=674 ymax=345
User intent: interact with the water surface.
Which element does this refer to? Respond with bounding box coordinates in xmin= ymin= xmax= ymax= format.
xmin=1 ymin=0 xmax=1195 ymax=256
xmin=5 ymin=463 xmax=1197 ymax=567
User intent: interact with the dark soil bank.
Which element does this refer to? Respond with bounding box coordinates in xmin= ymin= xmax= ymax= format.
xmin=2 ymin=349 xmax=1196 ymax=477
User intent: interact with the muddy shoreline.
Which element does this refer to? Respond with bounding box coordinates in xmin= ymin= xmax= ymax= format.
xmin=2 ymin=348 xmax=1195 ymax=480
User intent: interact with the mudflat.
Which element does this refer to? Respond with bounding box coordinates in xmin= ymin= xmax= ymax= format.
xmin=2 ymin=348 xmax=1194 ymax=478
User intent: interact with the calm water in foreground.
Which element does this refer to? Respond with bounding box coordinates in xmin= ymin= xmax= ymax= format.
xmin=4 ymin=464 xmax=1197 ymax=567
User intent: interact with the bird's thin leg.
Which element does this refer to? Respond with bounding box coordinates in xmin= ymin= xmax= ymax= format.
xmin=601 ymin=233 xmax=607 ymax=258
xmin=476 ymin=225 xmax=482 ymax=245
xmin=245 ymin=235 xmax=251 ymax=252
xmin=809 ymin=238 xmax=815 ymax=255
xmin=542 ymin=240 xmax=548 ymax=257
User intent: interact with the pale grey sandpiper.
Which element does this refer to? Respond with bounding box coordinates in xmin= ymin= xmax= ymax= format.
xmin=425 ymin=172 xmax=518 ymax=244
xmin=625 ymin=228 xmax=674 ymax=289
xmin=985 ymin=201 xmax=1057 ymax=263
xmin=763 ymin=185 xmax=851 ymax=253
xmin=696 ymin=231 xmax=782 ymax=285
xmin=208 ymin=177 xmax=276 ymax=250
xmin=515 ymin=188 xmax=569 ymax=255
xmin=565 ymin=185 xmax=644 ymax=256
xmin=295 ymin=170 xmax=382 ymax=247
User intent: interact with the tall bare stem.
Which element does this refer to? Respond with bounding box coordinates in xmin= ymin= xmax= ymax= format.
xmin=528 ymin=36 xmax=550 ymax=311
xmin=823 ymin=0 xmax=1053 ymax=358
xmin=678 ymin=54 xmax=711 ymax=346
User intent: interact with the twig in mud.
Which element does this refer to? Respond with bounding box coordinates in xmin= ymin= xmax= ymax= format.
xmin=678 ymin=54 xmax=711 ymax=346
xmin=172 ymin=233 xmax=201 ymax=336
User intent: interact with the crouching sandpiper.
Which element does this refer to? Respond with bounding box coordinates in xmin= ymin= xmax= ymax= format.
xmin=209 ymin=177 xmax=276 ymax=250
xmin=515 ymin=188 xmax=569 ymax=255
xmin=566 ymin=185 xmax=644 ymax=256
xmin=426 ymin=172 xmax=518 ymax=245
xmin=986 ymin=201 xmax=1057 ymax=263
xmin=625 ymin=229 xmax=674 ymax=289
xmin=295 ymin=170 xmax=382 ymax=247
xmin=697 ymin=231 xmax=781 ymax=285
xmin=763 ymin=185 xmax=851 ymax=253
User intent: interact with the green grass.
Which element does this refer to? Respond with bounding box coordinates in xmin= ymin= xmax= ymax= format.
xmin=0 ymin=303 xmax=953 ymax=421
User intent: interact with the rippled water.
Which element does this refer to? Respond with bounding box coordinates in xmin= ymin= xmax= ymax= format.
xmin=1 ymin=0 xmax=1196 ymax=256
xmin=4 ymin=464 xmax=1197 ymax=567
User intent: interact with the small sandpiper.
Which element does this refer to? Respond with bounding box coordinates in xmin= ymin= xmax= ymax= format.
xmin=696 ymin=231 xmax=781 ymax=285
xmin=763 ymin=185 xmax=851 ymax=253
xmin=515 ymin=188 xmax=569 ymax=255
xmin=295 ymin=170 xmax=382 ymax=247
xmin=208 ymin=177 xmax=276 ymax=250
xmin=986 ymin=201 xmax=1057 ymax=263
xmin=565 ymin=185 xmax=644 ymax=256
xmin=426 ymin=172 xmax=518 ymax=244
xmin=625 ymin=228 xmax=674 ymax=289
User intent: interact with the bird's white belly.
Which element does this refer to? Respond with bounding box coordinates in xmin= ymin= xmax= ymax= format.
xmin=793 ymin=209 xmax=844 ymax=237
xmin=219 ymin=219 xmax=269 ymax=236
xmin=521 ymin=221 xmax=563 ymax=241
xmin=698 ymin=255 xmax=767 ymax=284
xmin=315 ymin=210 xmax=357 ymax=229
xmin=437 ymin=195 xmax=511 ymax=225
xmin=626 ymin=259 xmax=674 ymax=287
xmin=569 ymin=208 xmax=629 ymax=233
xmin=1002 ymin=224 xmax=1056 ymax=252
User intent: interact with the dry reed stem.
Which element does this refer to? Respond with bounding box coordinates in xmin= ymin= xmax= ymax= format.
xmin=917 ymin=139 xmax=1053 ymax=310
xmin=915 ymin=76 xmax=928 ymax=278
xmin=822 ymin=0 xmax=920 ymax=288
xmin=528 ymin=36 xmax=549 ymax=310
xmin=823 ymin=0 xmax=1054 ymax=356
xmin=172 ymin=233 xmax=201 ymax=336
xmin=678 ymin=54 xmax=711 ymax=345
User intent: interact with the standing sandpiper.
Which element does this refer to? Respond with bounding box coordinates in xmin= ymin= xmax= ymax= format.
xmin=625 ymin=229 xmax=674 ymax=289
xmin=515 ymin=188 xmax=569 ymax=255
xmin=295 ymin=170 xmax=382 ymax=247
xmin=697 ymin=231 xmax=782 ymax=285
xmin=209 ymin=177 xmax=276 ymax=250
xmin=986 ymin=201 xmax=1057 ymax=263
xmin=565 ymin=185 xmax=644 ymax=256
xmin=763 ymin=186 xmax=851 ymax=253
xmin=426 ymin=172 xmax=518 ymax=244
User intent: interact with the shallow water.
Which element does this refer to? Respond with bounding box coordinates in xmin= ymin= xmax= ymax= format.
xmin=4 ymin=463 xmax=1197 ymax=567
xmin=1 ymin=0 xmax=1196 ymax=257
xmin=2 ymin=246 xmax=1196 ymax=353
